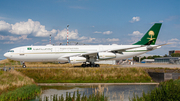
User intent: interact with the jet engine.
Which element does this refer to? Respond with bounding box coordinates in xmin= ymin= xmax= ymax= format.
xmin=146 ymin=46 xmax=154 ymax=50
xmin=69 ymin=57 xmax=86 ymax=64
xmin=98 ymin=52 xmax=116 ymax=60
xmin=57 ymin=57 xmax=69 ymax=63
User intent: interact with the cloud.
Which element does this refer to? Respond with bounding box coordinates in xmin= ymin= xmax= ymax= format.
xmin=85 ymin=37 xmax=96 ymax=43
xmin=151 ymin=20 xmax=164 ymax=24
xmin=0 ymin=19 xmax=57 ymax=37
xmin=3 ymin=41 xmax=14 ymax=44
xmin=94 ymin=31 xmax=102 ymax=34
xmin=78 ymin=36 xmax=88 ymax=40
xmin=166 ymin=38 xmax=180 ymax=47
xmin=54 ymin=29 xmax=81 ymax=40
xmin=0 ymin=35 xmax=31 ymax=41
xmin=130 ymin=16 xmax=140 ymax=23
xmin=156 ymin=39 xmax=166 ymax=44
xmin=0 ymin=16 xmax=7 ymax=20
xmin=103 ymin=31 xmax=112 ymax=35
xmin=166 ymin=16 xmax=178 ymax=21
xmin=41 ymin=39 xmax=48 ymax=41
xmin=94 ymin=31 xmax=113 ymax=35
xmin=106 ymin=38 xmax=119 ymax=42
xmin=0 ymin=20 xmax=11 ymax=31
xmin=128 ymin=31 xmax=143 ymax=36
xmin=168 ymin=38 xmax=179 ymax=41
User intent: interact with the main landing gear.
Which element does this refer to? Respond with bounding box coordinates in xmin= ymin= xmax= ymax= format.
xmin=81 ymin=62 xmax=100 ymax=67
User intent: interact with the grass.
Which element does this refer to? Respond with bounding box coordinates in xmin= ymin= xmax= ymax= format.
xmin=0 ymin=84 xmax=41 ymax=101
xmin=41 ymin=90 xmax=108 ymax=101
xmin=0 ymin=70 xmax=35 ymax=94
xmin=0 ymin=70 xmax=41 ymax=101
xmin=0 ymin=59 xmax=119 ymax=68
xmin=40 ymin=85 xmax=108 ymax=101
xmin=16 ymin=67 xmax=152 ymax=83
xmin=130 ymin=79 xmax=180 ymax=101
xmin=0 ymin=59 xmax=21 ymax=67
xmin=0 ymin=59 xmax=81 ymax=68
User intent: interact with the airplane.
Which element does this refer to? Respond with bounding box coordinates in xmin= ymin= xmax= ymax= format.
xmin=4 ymin=23 xmax=167 ymax=68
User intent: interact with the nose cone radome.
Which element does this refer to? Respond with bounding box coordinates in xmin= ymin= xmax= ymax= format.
xmin=4 ymin=52 xmax=10 ymax=58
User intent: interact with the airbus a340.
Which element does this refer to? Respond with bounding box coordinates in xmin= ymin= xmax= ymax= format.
xmin=4 ymin=23 xmax=167 ymax=67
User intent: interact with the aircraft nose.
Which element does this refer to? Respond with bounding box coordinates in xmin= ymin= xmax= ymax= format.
xmin=4 ymin=52 xmax=10 ymax=58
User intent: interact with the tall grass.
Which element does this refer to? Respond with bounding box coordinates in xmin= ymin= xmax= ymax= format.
xmin=17 ymin=67 xmax=152 ymax=83
xmin=0 ymin=59 xmax=80 ymax=67
xmin=40 ymin=85 xmax=108 ymax=101
xmin=0 ymin=84 xmax=41 ymax=101
xmin=130 ymin=79 xmax=180 ymax=101
xmin=41 ymin=90 xmax=108 ymax=101
xmin=0 ymin=70 xmax=34 ymax=94
xmin=0 ymin=59 xmax=21 ymax=67
xmin=0 ymin=70 xmax=41 ymax=101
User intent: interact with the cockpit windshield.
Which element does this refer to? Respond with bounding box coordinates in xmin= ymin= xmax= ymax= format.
xmin=8 ymin=50 xmax=14 ymax=52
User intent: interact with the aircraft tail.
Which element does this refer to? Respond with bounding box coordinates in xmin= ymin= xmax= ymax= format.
xmin=133 ymin=23 xmax=162 ymax=45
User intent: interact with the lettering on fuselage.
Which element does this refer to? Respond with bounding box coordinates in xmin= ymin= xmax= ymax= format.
xmin=60 ymin=48 xmax=79 ymax=50
xmin=33 ymin=48 xmax=53 ymax=50
xmin=31 ymin=47 xmax=79 ymax=51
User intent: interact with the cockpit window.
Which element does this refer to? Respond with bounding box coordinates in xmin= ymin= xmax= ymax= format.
xmin=8 ymin=50 xmax=14 ymax=52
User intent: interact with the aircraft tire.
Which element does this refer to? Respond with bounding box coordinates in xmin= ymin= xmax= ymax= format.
xmin=22 ymin=65 xmax=26 ymax=68
xmin=87 ymin=64 xmax=90 ymax=67
xmin=81 ymin=64 xmax=86 ymax=67
xmin=95 ymin=64 xmax=100 ymax=67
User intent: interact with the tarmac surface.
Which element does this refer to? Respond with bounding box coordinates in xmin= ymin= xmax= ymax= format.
xmin=122 ymin=63 xmax=180 ymax=68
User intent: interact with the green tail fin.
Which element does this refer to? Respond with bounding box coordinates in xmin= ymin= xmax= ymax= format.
xmin=133 ymin=23 xmax=162 ymax=45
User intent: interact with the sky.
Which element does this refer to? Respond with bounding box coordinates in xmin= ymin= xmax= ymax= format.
xmin=0 ymin=0 xmax=180 ymax=59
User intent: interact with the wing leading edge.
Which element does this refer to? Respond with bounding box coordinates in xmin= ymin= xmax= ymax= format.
xmin=61 ymin=45 xmax=144 ymax=58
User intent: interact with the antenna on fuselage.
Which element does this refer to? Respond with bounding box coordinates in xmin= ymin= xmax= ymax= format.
xmin=67 ymin=25 xmax=69 ymax=45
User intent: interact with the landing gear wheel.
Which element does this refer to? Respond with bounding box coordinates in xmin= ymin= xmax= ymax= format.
xmin=22 ymin=65 xmax=26 ymax=68
xmin=81 ymin=64 xmax=86 ymax=67
xmin=95 ymin=64 xmax=100 ymax=67
xmin=22 ymin=63 xmax=26 ymax=68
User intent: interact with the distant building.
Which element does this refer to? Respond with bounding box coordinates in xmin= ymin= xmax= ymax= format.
xmin=95 ymin=60 xmax=116 ymax=65
xmin=141 ymin=59 xmax=154 ymax=63
xmin=154 ymin=57 xmax=180 ymax=64
xmin=169 ymin=50 xmax=180 ymax=55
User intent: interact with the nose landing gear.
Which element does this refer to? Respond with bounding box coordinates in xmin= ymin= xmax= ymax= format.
xmin=21 ymin=62 xmax=26 ymax=68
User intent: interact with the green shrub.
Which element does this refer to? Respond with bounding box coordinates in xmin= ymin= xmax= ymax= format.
xmin=131 ymin=79 xmax=180 ymax=101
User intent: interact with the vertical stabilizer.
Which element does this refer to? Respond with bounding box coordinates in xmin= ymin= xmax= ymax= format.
xmin=133 ymin=23 xmax=162 ymax=45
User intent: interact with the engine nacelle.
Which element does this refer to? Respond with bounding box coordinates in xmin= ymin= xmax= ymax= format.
xmin=57 ymin=57 xmax=69 ymax=63
xmin=69 ymin=57 xmax=86 ymax=64
xmin=146 ymin=46 xmax=154 ymax=50
xmin=98 ymin=52 xmax=116 ymax=60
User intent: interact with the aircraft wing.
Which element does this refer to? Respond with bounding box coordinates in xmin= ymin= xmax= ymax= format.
xmin=147 ymin=43 xmax=171 ymax=50
xmin=62 ymin=45 xmax=144 ymax=58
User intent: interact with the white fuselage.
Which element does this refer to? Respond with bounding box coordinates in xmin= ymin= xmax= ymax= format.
xmin=4 ymin=44 xmax=158 ymax=63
